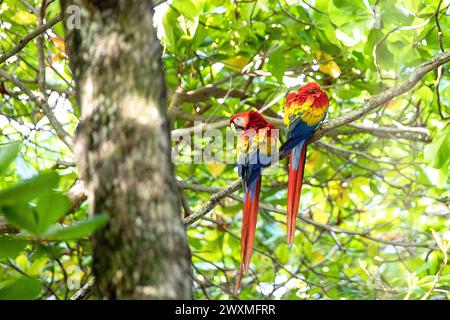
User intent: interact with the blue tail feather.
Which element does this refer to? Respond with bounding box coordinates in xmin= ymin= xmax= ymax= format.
xmin=292 ymin=140 xmax=305 ymax=170
xmin=244 ymin=176 xmax=260 ymax=201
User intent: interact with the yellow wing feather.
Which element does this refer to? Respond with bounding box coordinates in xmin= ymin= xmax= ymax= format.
xmin=237 ymin=128 xmax=277 ymax=158
xmin=284 ymin=97 xmax=327 ymax=127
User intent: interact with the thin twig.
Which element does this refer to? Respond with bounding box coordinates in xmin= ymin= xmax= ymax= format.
xmin=0 ymin=14 xmax=62 ymax=65
xmin=70 ymin=278 xmax=95 ymax=300
xmin=0 ymin=69 xmax=73 ymax=150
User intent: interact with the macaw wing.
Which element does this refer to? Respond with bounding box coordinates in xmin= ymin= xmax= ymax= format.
xmin=237 ymin=128 xmax=278 ymax=188
xmin=284 ymin=97 xmax=314 ymax=138
xmin=256 ymin=127 xmax=278 ymax=166
xmin=284 ymin=97 xmax=327 ymax=141
xmin=237 ymin=134 xmax=250 ymax=183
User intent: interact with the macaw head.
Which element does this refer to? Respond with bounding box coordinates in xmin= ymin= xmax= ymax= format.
xmin=286 ymin=82 xmax=329 ymax=109
xmin=230 ymin=110 xmax=274 ymax=134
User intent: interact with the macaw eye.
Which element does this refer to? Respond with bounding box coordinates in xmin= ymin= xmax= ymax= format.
xmin=230 ymin=117 xmax=245 ymax=133
xmin=233 ymin=117 xmax=245 ymax=126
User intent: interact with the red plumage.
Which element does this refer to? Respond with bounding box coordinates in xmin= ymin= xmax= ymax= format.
xmin=282 ymin=82 xmax=329 ymax=245
xmin=286 ymin=142 xmax=307 ymax=244
xmin=230 ymin=110 xmax=276 ymax=294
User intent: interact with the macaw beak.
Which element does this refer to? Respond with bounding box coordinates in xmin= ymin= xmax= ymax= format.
xmin=230 ymin=122 xmax=244 ymax=134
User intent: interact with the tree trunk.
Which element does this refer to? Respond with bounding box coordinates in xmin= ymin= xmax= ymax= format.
xmin=61 ymin=0 xmax=192 ymax=299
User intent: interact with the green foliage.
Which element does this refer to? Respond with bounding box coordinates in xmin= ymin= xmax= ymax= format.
xmin=0 ymin=236 xmax=26 ymax=260
xmin=0 ymin=142 xmax=20 ymax=176
xmin=0 ymin=143 xmax=106 ymax=299
xmin=158 ymin=0 xmax=450 ymax=300
xmin=0 ymin=0 xmax=449 ymax=300
xmin=425 ymin=124 xmax=450 ymax=169
xmin=44 ymin=215 xmax=108 ymax=241
xmin=0 ymin=277 xmax=42 ymax=300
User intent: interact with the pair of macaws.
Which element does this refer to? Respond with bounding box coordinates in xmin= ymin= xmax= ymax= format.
xmin=229 ymin=82 xmax=329 ymax=294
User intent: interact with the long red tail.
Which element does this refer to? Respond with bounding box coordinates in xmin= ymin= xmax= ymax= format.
xmin=286 ymin=141 xmax=307 ymax=245
xmin=234 ymin=176 xmax=261 ymax=295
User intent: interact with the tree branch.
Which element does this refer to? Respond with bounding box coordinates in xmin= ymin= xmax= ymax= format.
xmin=0 ymin=14 xmax=63 ymax=66
xmin=0 ymin=218 xmax=17 ymax=234
xmin=180 ymin=181 xmax=436 ymax=249
xmin=180 ymin=85 xmax=250 ymax=103
xmin=172 ymin=51 xmax=449 ymax=141
xmin=183 ymin=180 xmax=241 ymax=226
xmin=0 ymin=69 xmax=73 ymax=150
xmin=308 ymin=50 xmax=450 ymax=144
xmin=167 ymin=83 xmax=250 ymax=116
xmin=347 ymin=122 xmax=429 ymax=136
xmin=328 ymin=123 xmax=431 ymax=142
xmin=179 ymin=51 xmax=450 ymax=226
xmin=70 ymin=278 xmax=95 ymax=300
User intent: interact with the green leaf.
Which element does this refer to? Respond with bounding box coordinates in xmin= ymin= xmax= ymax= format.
xmin=0 ymin=141 xmax=20 ymax=176
xmin=275 ymin=243 xmax=290 ymax=264
xmin=27 ymin=257 xmax=48 ymax=276
xmin=45 ymin=214 xmax=108 ymax=240
xmin=162 ymin=7 xmax=179 ymax=48
xmin=0 ymin=172 xmax=59 ymax=205
xmin=0 ymin=277 xmax=42 ymax=300
xmin=1 ymin=204 xmax=38 ymax=234
xmin=377 ymin=41 xmax=395 ymax=70
xmin=35 ymin=193 xmax=70 ymax=235
xmin=424 ymin=124 xmax=450 ymax=169
xmin=367 ymin=242 xmax=378 ymax=258
xmin=415 ymin=86 xmax=433 ymax=104
xmin=268 ymin=49 xmax=285 ymax=82
xmin=253 ymin=21 xmax=266 ymax=37
xmin=171 ymin=0 xmax=201 ymax=19
xmin=0 ymin=236 xmax=26 ymax=261
xmin=11 ymin=11 xmax=37 ymax=25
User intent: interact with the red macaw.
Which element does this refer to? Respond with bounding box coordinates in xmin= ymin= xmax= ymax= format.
xmin=279 ymin=82 xmax=329 ymax=244
xmin=230 ymin=110 xmax=277 ymax=294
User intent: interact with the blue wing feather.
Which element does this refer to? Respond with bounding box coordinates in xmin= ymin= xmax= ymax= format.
xmin=280 ymin=112 xmax=327 ymax=158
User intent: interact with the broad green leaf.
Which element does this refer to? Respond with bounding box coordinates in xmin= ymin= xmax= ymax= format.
xmin=11 ymin=11 xmax=37 ymax=25
xmin=27 ymin=257 xmax=48 ymax=277
xmin=222 ymin=55 xmax=251 ymax=71
xmin=0 ymin=236 xmax=26 ymax=260
xmin=15 ymin=254 xmax=28 ymax=270
xmin=45 ymin=214 xmax=108 ymax=240
xmin=376 ymin=41 xmax=395 ymax=70
xmin=0 ymin=172 xmax=59 ymax=205
xmin=171 ymin=0 xmax=202 ymax=19
xmin=0 ymin=141 xmax=20 ymax=176
xmin=162 ymin=7 xmax=179 ymax=48
xmin=367 ymin=242 xmax=378 ymax=258
xmin=424 ymin=125 xmax=450 ymax=169
xmin=35 ymin=193 xmax=70 ymax=235
xmin=0 ymin=277 xmax=42 ymax=300
xmin=268 ymin=49 xmax=285 ymax=82
xmin=1 ymin=204 xmax=38 ymax=234
xmin=275 ymin=243 xmax=290 ymax=264
xmin=415 ymin=86 xmax=433 ymax=104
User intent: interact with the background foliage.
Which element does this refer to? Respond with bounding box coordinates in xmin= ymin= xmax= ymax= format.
xmin=0 ymin=0 xmax=449 ymax=300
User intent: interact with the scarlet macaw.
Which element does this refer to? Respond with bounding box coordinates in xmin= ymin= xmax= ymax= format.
xmin=230 ymin=110 xmax=278 ymax=294
xmin=279 ymin=82 xmax=329 ymax=244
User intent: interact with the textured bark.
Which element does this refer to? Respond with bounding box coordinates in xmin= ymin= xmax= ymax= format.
xmin=61 ymin=0 xmax=192 ymax=299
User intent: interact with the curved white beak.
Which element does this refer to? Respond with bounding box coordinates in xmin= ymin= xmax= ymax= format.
xmin=230 ymin=122 xmax=237 ymax=134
